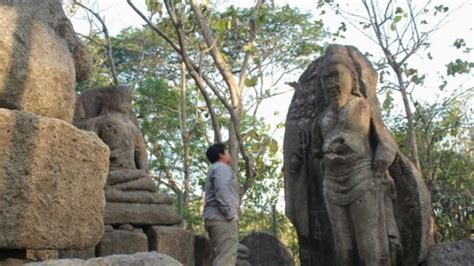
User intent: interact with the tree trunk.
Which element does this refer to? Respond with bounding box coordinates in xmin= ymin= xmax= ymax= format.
xmin=393 ymin=66 xmax=421 ymax=170
xmin=179 ymin=61 xmax=191 ymax=228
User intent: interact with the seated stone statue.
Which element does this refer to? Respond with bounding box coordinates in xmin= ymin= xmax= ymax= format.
xmin=76 ymin=86 xmax=170 ymax=204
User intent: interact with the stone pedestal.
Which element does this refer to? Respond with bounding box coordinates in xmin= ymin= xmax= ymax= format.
xmin=97 ymin=229 xmax=148 ymax=257
xmin=147 ymin=226 xmax=194 ymax=266
xmin=0 ymin=108 xmax=109 ymax=250
xmin=104 ymin=202 xmax=182 ymax=226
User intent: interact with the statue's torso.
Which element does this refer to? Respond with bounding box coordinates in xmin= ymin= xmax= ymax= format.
xmin=98 ymin=113 xmax=138 ymax=170
xmin=319 ymin=97 xmax=377 ymax=205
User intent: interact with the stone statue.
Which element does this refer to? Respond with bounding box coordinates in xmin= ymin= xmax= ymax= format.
xmin=313 ymin=45 xmax=401 ymax=265
xmin=68 ymin=87 xmax=184 ymax=260
xmin=75 ymin=86 xmax=168 ymax=204
xmin=0 ymin=0 xmax=109 ymax=252
xmin=284 ymin=44 xmax=433 ymax=266
xmin=0 ymin=0 xmax=92 ymax=122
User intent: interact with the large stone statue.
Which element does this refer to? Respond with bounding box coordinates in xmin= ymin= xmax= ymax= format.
xmin=74 ymin=86 xmax=181 ymax=226
xmin=0 ymin=0 xmax=109 ymax=253
xmin=284 ymin=44 xmax=433 ymax=265
xmin=0 ymin=0 xmax=92 ymax=122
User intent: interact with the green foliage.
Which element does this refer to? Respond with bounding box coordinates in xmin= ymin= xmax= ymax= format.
xmin=209 ymin=4 xmax=326 ymax=77
xmin=446 ymin=59 xmax=474 ymax=76
xmin=386 ymin=92 xmax=473 ymax=242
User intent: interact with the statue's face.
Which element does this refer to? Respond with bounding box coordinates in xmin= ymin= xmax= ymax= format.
xmin=107 ymin=94 xmax=132 ymax=114
xmin=321 ymin=63 xmax=353 ymax=106
xmin=116 ymin=99 xmax=132 ymax=114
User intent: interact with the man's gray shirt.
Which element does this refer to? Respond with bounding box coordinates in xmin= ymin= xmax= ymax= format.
xmin=204 ymin=162 xmax=240 ymax=221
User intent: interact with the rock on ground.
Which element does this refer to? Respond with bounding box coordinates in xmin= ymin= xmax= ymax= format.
xmin=425 ymin=239 xmax=473 ymax=266
xmin=240 ymin=232 xmax=294 ymax=266
xmin=25 ymin=251 xmax=182 ymax=266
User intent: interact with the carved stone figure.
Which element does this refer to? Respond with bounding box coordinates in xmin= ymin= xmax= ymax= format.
xmin=284 ymin=44 xmax=433 ymax=265
xmin=74 ymin=86 xmax=182 ymax=226
xmin=75 ymin=86 xmax=169 ymax=204
xmin=0 ymin=0 xmax=92 ymax=122
xmin=0 ymin=0 xmax=108 ymax=251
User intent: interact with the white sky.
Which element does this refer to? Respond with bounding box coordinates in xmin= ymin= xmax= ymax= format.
xmin=69 ymin=0 xmax=473 ymax=145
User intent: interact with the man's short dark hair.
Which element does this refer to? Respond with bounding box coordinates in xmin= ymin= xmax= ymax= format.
xmin=206 ymin=143 xmax=227 ymax=163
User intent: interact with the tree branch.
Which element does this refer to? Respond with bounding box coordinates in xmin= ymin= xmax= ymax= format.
xmin=74 ymin=0 xmax=119 ymax=85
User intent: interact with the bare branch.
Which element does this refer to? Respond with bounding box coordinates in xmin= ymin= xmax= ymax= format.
xmin=74 ymin=0 xmax=119 ymax=85
xmin=238 ymin=0 xmax=264 ymax=90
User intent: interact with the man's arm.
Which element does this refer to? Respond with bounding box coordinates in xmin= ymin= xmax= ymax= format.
xmin=212 ymin=165 xmax=239 ymax=221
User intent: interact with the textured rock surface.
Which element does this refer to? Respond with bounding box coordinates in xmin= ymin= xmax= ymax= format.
xmin=104 ymin=202 xmax=182 ymax=225
xmin=240 ymin=232 xmax=294 ymax=266
xmin=0 ymin=108 xmax=109 ymax=249
xmin=58 ymin=248 xmax=95 ymax=260
xmin=26 ymin=250 xmax=59 ymax=261
xmin=96 ymin=229 xmax=148 ymax=257
xmin=0 ymin=0 xmax=92 ymax=122
xmin=26 ymin=252 xmax=182 ymax=266
xmin=148 ymin=226 xmax=194 ymax=266
xmin=0 ymin=258 xmax=32 ymax=265
xmin=425 ymin=239 xmax=473 ymax=266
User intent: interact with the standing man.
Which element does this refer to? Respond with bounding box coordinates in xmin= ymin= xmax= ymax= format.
xmin=204 ymin=143 xmax=240 ymax=266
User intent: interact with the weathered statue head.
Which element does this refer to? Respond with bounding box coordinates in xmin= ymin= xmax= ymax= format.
xmin=101 ymin=86 xmax=133 ymax=115
xmin=313 ymin=44 xmax=382 ymax=112
xmin=320 ymin=58 xmax=361 ymax=108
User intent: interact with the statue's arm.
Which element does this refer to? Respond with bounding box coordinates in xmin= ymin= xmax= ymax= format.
xmin=77 ymin=117 xmax=99 ymax=134
xmin=370 ymin=106 xmax=398 ymax=177
xmin=134 ymin=130 xmax=150 ymax=172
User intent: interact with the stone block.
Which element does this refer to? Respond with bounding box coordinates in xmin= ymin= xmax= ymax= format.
xmin=96 ymin=229 xmax=148 ymax=257
xmin=104 ymin=202 xmax=182 ymax=226
xmin=0 ymin=0 xmax=92 ymax=122
xmin=148 ymin=226 xmax=194 ymax=266
xmin=58 ymin=247 xmax=95 ymax=260
xmin=0 ymin=109 xmax=109 ymax=249
xmin=26 ymin=250 xmax=58 ymax=261
xmin=0 ymin=2 xmax=76 ymax=122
